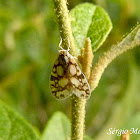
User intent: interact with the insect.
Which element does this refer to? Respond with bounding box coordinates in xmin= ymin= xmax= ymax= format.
xmin=50 ymin=38 xmax=91 ymax=100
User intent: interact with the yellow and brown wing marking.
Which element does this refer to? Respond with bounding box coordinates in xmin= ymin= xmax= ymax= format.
xmin=50 ymin=52 xmax=72 ymax=99
xmin=68 ymin=59 xmax=91 ymax=99
xmin=50 ymin=50 xmax=91 ymax=100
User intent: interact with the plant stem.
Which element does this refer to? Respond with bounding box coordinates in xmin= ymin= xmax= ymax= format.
xmin=53 ymin=0 xmax=76 ymax=56
xmin=71 ymin=38 xmax=93 ymax=140
xmin=71 ymin=95 xmax=86 ymax=140
xmin=89 ymin=24 xmax=140 ymax=92
xmin=52 ymin=1 xmax=93 ymax=140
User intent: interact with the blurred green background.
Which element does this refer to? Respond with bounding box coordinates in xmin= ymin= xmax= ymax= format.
xmin=0 ymin=0 xmax=140 ymax=139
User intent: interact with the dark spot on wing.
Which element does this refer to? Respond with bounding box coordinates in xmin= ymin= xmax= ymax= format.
xmin=50 ymin=75 xmax=57 ymax=81
xmin=60 ymin=94 xmax=64 ymax=98
xmin=77 ymin=74 xmax=85 ymax=79
xmin=58 ymin=55 xmax=66 ymax=66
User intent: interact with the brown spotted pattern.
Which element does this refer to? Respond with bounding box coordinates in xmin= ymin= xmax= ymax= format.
xmin=50 ymin=50 xmax=91 ymax=100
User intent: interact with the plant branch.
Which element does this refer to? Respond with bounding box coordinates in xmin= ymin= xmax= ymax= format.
xmin=71 ymin=38 xmax=93 ymax=140
xmin=52 ymin=0 xmax=90 ymax=140
xmin=53 ymin=0 xmax=76 ymax=56
xmin=71 ymin=95 xmax=86 ymax=140
xmin=89 ymin=24 xmax=140 ymax=92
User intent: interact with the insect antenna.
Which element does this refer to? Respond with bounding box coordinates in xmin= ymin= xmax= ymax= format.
xmin=59 ymin=37 xmax=64 ymax=50
xmin=59 ymin=37 xmax=70 ymax=52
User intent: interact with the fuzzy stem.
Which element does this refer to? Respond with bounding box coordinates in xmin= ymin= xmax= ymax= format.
xmin=71 ymin=38 xmax=93 ymax=140
xmin=89 ymin=24 xmax=140 ymax=92
xmin=53 ymin=0 xmax=76 ymax=56
xmin=52 ymin=0 xmax=88 ymax=140
xmin=71 ymin=95 xmax=86 ymax=140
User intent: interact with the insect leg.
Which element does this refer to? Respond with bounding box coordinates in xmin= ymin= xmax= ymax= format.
xmin=59 ymin=37 xmax=64 ymax=50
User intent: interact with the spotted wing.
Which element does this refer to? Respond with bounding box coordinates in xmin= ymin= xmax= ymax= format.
xmin=69 ymin=63 xmax=91 ymax=99
xmin=50 ymin=52 xmax=91 ymax=100
xmin=50 ymin=55 xmax=72 ymax=100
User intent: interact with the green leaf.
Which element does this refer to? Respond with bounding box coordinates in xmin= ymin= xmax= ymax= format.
xmin=42 ymin=112 xmax=93 ymax=140
xmin=70 ymin=3 xmax=112 ymax=53
xmin=41 ymin=112 xmax=71 ymax=140
xmin=0 ymin=100 xmax=40 ymax=140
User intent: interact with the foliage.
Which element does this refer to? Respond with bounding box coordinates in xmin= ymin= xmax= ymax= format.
xmin=0 ymin=100 xmax=40 ymax=140
xmin=0 ymin=0 xmax=140 ymax=140
xmin=41 ymin=112 xmax=71 ymax=140
xmin=70 ymin=3 xmax=112 ymax=53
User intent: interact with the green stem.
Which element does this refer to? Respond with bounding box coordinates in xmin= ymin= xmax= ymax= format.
xmin=53 ymin=0 xmax=76 ymax=56
xmin=89 ymin=24 xmax=140 ymax=92
xmin=71 ymin=95 xmax=86 ymax=140
xmin=52 ymin=0 xmax=86 ymax=140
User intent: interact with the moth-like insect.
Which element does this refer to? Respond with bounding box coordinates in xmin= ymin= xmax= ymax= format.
xmin=50 ymin=39 xmax=91 ymax=100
